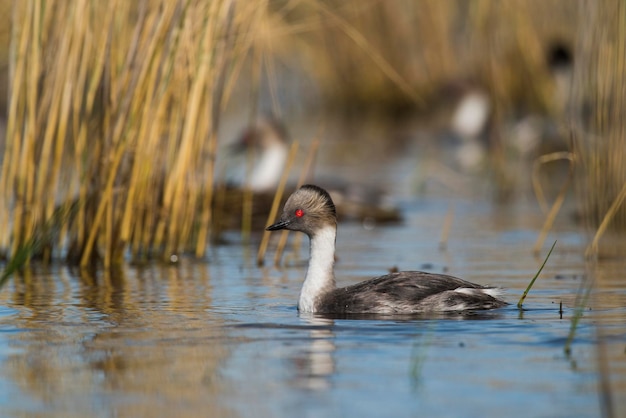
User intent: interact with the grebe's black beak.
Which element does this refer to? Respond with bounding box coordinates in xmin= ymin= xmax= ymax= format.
xmin=266 ymin=219 xmax=290 ymax=231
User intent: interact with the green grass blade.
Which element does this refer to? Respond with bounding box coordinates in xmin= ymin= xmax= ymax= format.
xmin=0 ymin=201 xmax=78 ymax=290
xmin=517 ymin=240 xmax=557 ymax=308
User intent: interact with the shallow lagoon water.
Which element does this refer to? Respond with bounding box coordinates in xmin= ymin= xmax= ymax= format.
xmin=0 ymin=194 xmax=624 ymax=418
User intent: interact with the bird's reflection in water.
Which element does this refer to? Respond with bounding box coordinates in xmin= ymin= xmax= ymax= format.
xmin=291 ymin=316 xmax=335 ymax=391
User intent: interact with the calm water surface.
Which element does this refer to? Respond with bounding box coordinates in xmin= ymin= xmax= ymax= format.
xmin=0 ymin=196 xmax=624 ymax=417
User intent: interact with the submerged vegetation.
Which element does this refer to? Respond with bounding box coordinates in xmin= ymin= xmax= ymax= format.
xmin=0 ymin=0 xmax=624 ymax=268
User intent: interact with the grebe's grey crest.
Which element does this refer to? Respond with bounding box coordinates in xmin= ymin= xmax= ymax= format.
xmin=267 ymin=184 xmax=507 ymax=314
xmin=266 ymin=185 xmax=336 ymax=236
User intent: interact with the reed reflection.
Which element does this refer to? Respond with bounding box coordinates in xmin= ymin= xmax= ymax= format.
xmin=0 ymin=262 xmax=236 ymax=416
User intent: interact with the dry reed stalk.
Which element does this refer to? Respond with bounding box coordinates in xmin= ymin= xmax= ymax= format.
xmin=241 ymin=41 xmax=265 ymax=243
xmin=530 ymin=151 xmax=575 ymax=255
xmin=585 ymin=180 xmax=626 ymax=257
xmin=208 ymin=164 xmax=230 ymax=242
xmin=11 ymin=0 xmax=43 ymax=261
xmin=241 ymin=168 xmax=254 ymax=243
xmin=532 ymin=152 xmax=576 ymax=214
xmin=532 ymin=154 xmax=575 ymax=255
xmin=274 ymin=137 xmax=321 ymax=267
xmin=256 ymin=140 xmax=299 ymax=267
xmin=438 ymin=204 xmax=454 ymax=251
xmin=80 ymin=141 xmax=128 ymax=267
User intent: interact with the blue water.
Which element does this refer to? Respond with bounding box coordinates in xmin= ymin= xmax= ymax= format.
xmin=0 ymin=197 xmax=624 ymax=418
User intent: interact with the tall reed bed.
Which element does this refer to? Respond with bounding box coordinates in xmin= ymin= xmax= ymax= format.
xmin=571 ymin=0 xmax=626 ymax=244
xmin=289 ymin=0 xmax=577 ymax=115
xmin=0 ymin=0 xmax=264 ymax=267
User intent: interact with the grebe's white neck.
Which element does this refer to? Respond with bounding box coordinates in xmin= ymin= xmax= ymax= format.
xmin=249 ymin=142 xmax=288 ymax=192
xmin=299 ymin=224 xmax=337 ymax=312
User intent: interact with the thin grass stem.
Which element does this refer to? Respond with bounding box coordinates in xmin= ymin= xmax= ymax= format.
xmin=274 ymin=137 xmax=321 ymax=266
xmin=586 ymin=179 xmax=626 ymax=257
xmin=256 ymin=140 xmax=299 ymax=266
xmin=517 ymin=240 xmax=557 ymax=308
xmin=532 ymin=153 xmax=575 ymax=255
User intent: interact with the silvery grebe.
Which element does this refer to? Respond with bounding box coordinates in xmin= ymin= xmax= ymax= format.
xmin=232 ymin=117 xmax=290 ymax=192
xmin=232 ymin=117 xmax=402 ymax=224
xmin=266 ymin=185 xmax=507 ymax=314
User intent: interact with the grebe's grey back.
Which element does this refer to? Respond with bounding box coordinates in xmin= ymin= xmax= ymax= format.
xmin=266 ymin=184 xmax=507 ymax=314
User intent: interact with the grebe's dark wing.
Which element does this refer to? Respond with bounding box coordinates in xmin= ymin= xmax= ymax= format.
xmin=319 ymin=271 xmax=506 ymax=314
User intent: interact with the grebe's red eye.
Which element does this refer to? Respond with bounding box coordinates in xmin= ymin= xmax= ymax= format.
xmin=295 ymin=209 xmax=304 ymax=218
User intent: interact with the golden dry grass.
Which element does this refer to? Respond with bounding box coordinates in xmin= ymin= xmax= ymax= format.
xmin=0 ymin=0 xmax=265 ymax=267
xmin=571 ymin=0 xmax=626 ymax=249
